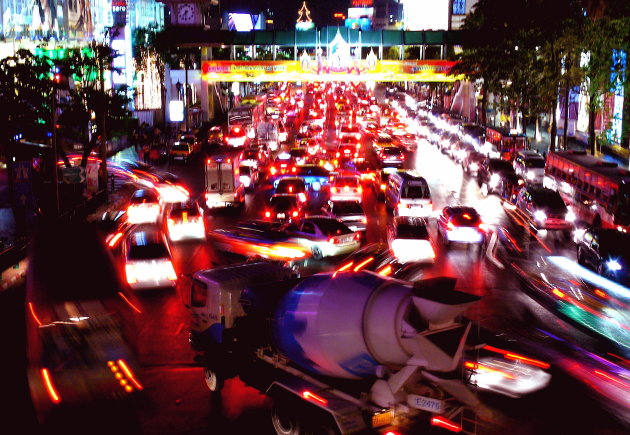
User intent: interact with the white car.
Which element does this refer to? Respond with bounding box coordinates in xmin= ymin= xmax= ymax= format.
xmin=282 ymin=217 xmax=361 ymax=260
xmin=126 ymin=189 xmax=161 ymax=225
xmin=387 ymin=217 xmax=435 ymax=264
xmin=165 ymin=201 xmax=206 ymax=242
xmin=322 ymin=200 xmax=367 ymax=232
xmin=330 ymin=175 xmax=363 ymax=202
xmin=123 ymin=227 xmax=177 ymax=290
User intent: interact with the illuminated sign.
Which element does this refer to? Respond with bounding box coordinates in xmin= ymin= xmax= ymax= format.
xmin=351 ymin=0 xmax=373 ymax=6
xmin=170 ymin=100 xmax=184 ymax=122
xmin=228 ymin=13 xmax=254 ymax=31
xmin=201 ymin=60 xmax=461 ymax=82
xmin=402 ymin=0 xmax=449 ymax=31
xmin=453 ymin=0 xmax=466 ymax=15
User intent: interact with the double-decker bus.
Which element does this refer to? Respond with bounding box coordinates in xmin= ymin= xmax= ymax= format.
xmin=480 ymin=127 xmax=529 ymax=161
xmin=544 ymin=150 xmax=630 ymax=229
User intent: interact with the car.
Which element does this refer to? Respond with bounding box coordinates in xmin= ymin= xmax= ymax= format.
xmin=377 ymin=145 xmax=406 ymax=168
xmin=240 ymin=148 xmax=266 ymax=169
xmin=462 ymin=151 xmax=486 ymax=177
xmin=330 ymin=174 xmax=363 ymax=202
xmin=269 ymin=154 xmax=297 ymax=176
xmin=322 ymin=200 xmax=367 ymax=232
xmin=386 ymin=216 xmax=435 ymax=264
xmin=273 ymin=177 xmax=308 ymax=203
xmin=372 ymin=135 xmax=395 ymax=153
xmin=576 ymin=228 xmax=630 ymax=281
xmin=515 ymin=186 xmax=575 ymax=231
xmin=385 ymin=170 xmax=432 ymax=218
xmin=238 ymin=165 xmax=259 ymax=190
xmin=513 ymin=150 xmax=546 ymax=185
xmin=282 ymin=217 xmax=361 ymax=259
xmin=396 ymin=133 xmax=418 ymax=151
xmin=437 ymin=206 xmax=488 ymax=248
xmin=264 ymin=195 xmax=304 ymax=223
xmin=207 ymin=126 xmax=224 ymax=145
xmin=123 ymin=226 xmax=177 ymax=289
xmin=338 ymin=124 xmax=362 ymax=141
xmin=225 ymin=126 xmax=248 ymax=147
xmin=477 ymin=158 xmax=519 ymax=196
xmin=126 ymin=188 xmax=161 ymax=224
xmin=169 ymin=142 xmax=194 ymax=163
xmin=289 ymin=147 xmax=310 ymax=165
xmin=165 ymin=200 xmax=206 ymax=242
xmin=178 ymin=134 xmax=200 ymax=152
xmin=293 ymin=164 xmax=330 ymax=192
xmin=336 ymin=143 xmax=360 ymax=164
xmin=277 ymin=121 xmax=288 ymax=144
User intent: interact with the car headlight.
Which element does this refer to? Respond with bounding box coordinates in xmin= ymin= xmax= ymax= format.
xmin=489 ymin=173 xmax=500 ymax=188
xmin=534 ymin=210 xmax=547 ymax=222
xmin=606 ymin=259 xmax=622 ymax=271
xmin=565 ymin=210 xmax=576 ymax=222
xmin=526 ymin=171 xmax=536 ymax=180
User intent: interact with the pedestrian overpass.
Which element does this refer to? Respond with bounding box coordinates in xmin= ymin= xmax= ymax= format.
xmin=159 ymin=27 xmax=468 ymax=82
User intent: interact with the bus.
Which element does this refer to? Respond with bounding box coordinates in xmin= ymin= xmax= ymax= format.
xmin=544 ymin=150 xmax=630 ymax=229
xmin=228 ymin=101 xmax=265 ymax=139
xmin=480 ymin=127 xmax=529 ymax=161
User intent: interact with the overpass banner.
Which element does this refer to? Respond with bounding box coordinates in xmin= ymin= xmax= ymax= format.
xmin=201 ymin=60 xmax=462 ymax=82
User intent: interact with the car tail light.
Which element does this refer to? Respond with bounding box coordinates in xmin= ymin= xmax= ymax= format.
xmin=355 ymin=232 xmax=361 ymax=240
xmin=328 ymin=237 xmax=339 ymax=244
xmin=163 ymin=260 xmax=177 ymax=281
xmin=331 ymin=187 xmax=338 ymax=193
xmin=431 ymin=416 xmax=462 ymax=433
xmin=291 ymin=166 xmax=297 ymax=173
xmin=447 ymin=222 xmax=455 ymax=231
xmin=125 ymin=264 xmax=137 ymax=284
xmin=358 ymin=186 xmax=363 ymax=194
xmin=380 ymin=183 xmax=386 ymax=190
xmin=292 ymin=210 xmax=299 ymax=217
xmin=362 ymin=217 xmax=367 ymax=224
xmin=265 ymin=211 xmax=271 ymax=218
xmin=270 ymin=166 xmax=277 ymax=175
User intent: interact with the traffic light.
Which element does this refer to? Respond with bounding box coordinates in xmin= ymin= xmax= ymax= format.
xmin=51 ymin=65 xmax=71 ymax=89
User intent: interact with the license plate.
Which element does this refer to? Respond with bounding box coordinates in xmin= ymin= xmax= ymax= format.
xmin=277 ymin=213 xmax=286 ymax=219
xmin=371 ymin=410 xmax=393 ymax=428
xmin=407 ymin=394 xmax=445 ymax=413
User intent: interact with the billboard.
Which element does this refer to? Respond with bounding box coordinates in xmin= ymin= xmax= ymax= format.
xmin=201 ymin=60 xmax=462 ymax=82
xmin=401 ymin=0 xmax=449 ymax=31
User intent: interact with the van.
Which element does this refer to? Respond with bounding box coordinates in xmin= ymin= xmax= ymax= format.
xmin=186 ymin=262 xmax=298 ymax=349
xmin=385 ymin=170 xmax=432 ymax=218
xmin=513 ymin=150 xmax=545 ymax=185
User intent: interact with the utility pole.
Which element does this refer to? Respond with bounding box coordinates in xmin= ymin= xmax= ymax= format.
xmin=51 ymin=82 xmax=60 ymax=217
xmin=184 ymin=53 xmax=190 ymax=132
xmin=97 ymin=41 xmax=108 ymax=203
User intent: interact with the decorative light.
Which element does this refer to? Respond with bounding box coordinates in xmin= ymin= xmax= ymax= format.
xmin=134 ymin=53 xmax=162 ymax=110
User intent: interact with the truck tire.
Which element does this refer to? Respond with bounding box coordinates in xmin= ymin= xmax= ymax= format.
xmin=204 ymin=367 xmax=224 ymax=392
xmin=271 ymin=402 xmax=301 ymax=435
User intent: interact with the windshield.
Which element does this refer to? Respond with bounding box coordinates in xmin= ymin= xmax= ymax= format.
xmin=332 ymin=201 xmax=363 ymax=215
xmin=382 ymin=147 xmax=402 ymax=155
xmin=402 ymin=182 xmax=429 ymax=199
xmin=270 ymin=196 xmax=298 ymax=211
xmin=170 ymin=204 xmax=201 ymax=218
xmin=334 ymin=177 xmax=359 ymax=187
xmin=296 ymin=166 xmax=329 ymax=177
xmin=525 ymin=159 xmax=545 ymax=169
xmin=533 ymin=190 xmax=567 ymax=210
xmin=311 ymin=219 xmax=352 ymax=236
xmin=172 ymin=144 xmax=190 ymax=151
xmin=276 ymin=180 xmax=305 ymax=194
xmin=489 ymin=160 xmax=514 ymax=172
xmin=128 ymin=242 xmax=169 ymax=260
xmin=396 ymin=224 xmax=429 ymax=239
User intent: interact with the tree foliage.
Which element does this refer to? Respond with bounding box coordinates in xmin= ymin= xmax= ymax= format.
xmin=455 ymin=0 xmax=630 ymax=151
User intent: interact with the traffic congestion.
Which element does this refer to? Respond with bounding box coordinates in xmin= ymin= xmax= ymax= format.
xmin=19 ymin=81 xmax=630 ymax=435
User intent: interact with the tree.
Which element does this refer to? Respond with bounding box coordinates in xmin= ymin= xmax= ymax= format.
xmin=454 ymin=0 xmax=586 ymax=152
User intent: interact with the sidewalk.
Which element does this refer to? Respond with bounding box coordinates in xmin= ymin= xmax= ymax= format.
xmin=525 ymin=125 xmax=628 ymax=167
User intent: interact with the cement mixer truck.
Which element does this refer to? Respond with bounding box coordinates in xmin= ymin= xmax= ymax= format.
xmin=184 ymin=262 xmax=549 ymax=434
